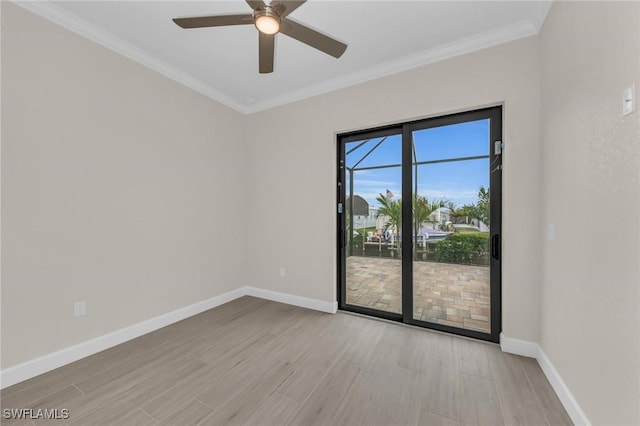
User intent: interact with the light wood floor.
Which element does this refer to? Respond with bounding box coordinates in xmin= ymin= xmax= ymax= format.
xmin=1 ymin=297 xmax=572 ymax=426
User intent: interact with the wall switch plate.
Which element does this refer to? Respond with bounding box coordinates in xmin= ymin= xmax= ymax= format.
xmin=623 ymin=84 xmax=636 ymax=116
xmin=279 ymin=267 xmax=286 ymax=277
xmin=74 ymin=301 xmax=87 ymax=317
xmin=547 ymin=224 xmax=555 ymax=241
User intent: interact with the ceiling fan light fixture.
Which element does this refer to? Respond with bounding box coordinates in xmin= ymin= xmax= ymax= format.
xmin=254 ymin=9 xmax=280 ymax=35
xmin=173 ymin=0 xmax=349 ymax=74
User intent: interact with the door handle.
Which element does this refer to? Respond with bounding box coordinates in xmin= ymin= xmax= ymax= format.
xmin=491 ymin=234 xmax=500 ymax=260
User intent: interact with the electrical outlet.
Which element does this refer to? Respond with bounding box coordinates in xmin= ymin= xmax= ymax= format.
xmin=279 ymin=267 xmax=286 ymax=277
xmin=547 ymin=224 xmax=556 ymax=241
xmin=74 ymin=301 xmax=87 ymax=317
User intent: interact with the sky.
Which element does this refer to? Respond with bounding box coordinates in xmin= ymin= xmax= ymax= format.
xmin=345 ymin=119 xmax=490 ymax=207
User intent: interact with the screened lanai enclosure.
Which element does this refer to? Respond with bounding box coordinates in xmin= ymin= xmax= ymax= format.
xmin=338 ymin=107 xmax=502 ymax=340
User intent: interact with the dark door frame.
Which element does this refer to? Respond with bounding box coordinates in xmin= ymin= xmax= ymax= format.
xmin=337 ymin=106 xmax=503 ymax=343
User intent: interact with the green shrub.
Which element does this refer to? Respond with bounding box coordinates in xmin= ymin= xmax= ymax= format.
xmin=434 ymin=233 xmax=489 ymax=264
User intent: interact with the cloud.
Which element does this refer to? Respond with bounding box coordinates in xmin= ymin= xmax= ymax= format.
xmin=354 ymin=179 xmax=397 ymax=187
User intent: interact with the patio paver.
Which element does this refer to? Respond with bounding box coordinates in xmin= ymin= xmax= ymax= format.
xmin=346 ymin=256 xmax=490 ymax=333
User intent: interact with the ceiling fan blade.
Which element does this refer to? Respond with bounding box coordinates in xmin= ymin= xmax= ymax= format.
xmin=259 ymin=32 xmax=275 ymax=73
xmin=173 ymin=14 xmax=253 ymax=29
xmin=271 ymin=1 xmax=306 ymax=18
xmin=246 ymin=0 xmax=266 ymax=11
xmin=280 ymin=19 xmax=347 ymax=58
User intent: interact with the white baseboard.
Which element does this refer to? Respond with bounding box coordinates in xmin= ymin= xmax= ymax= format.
xmin=500 ymin=333 xmax=591 ymax=426
xmin=0 ymin=286 xmax=336 ymax=389
xmin=499 ymin=332 xmax=540 ymax=358
xmin=537 ymin=349 xmax=591 ymax=426
xmin=243 ymin=286 xmax=338 ymax=314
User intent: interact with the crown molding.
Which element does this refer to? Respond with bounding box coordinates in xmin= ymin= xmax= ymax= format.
xmin=246 ymin=20 xmax=539 ymax=113
xmin=11 ymin=0 xmax=253 ymax=114
xmin=13 ymin=1 xmax=538 ymax=115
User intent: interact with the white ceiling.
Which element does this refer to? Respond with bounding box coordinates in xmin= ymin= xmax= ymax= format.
xmin=18 ymin=1 xmax=552 ymax=113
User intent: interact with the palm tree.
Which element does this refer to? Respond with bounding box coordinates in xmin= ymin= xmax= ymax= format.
xmin=376 ymin=193 xmax=445 ymax=258
xmin=450 ymin=204 xmax=479 ymax=225
xmin=375 ymin=193 xmax=402 ymax=238
xmin=413 ymin=195 xmax=445 ymax=256
xmin=376 ymin=193 xmax=402 ymax=258
xmin=449 ymin=186 xmax=489 ymax=228
xmin=477 ymin=186 xmax=490 ymax=226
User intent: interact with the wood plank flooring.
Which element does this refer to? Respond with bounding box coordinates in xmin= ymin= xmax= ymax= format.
xmin=0 ymin=297 xmax=572 ymax=426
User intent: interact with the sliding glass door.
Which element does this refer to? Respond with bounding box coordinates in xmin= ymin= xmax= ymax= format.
xmin=340 ymin=129 xmax=403 ymax=319
xmin=337 ymin=107 xmax=502 ymax=342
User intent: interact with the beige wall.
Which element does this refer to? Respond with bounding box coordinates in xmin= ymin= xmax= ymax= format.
xmin=246 ymin=36 xmax=543 ymax=342
xmin=1 ymin=3 xmax=246 ymax=368
xmin=3 ymin=2 xmax=639 ymax=421
xmin=539 ymin=1 xmax=640 ymax=425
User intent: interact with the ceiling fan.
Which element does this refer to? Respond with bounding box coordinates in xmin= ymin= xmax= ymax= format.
xmin=173 ymin=0 xmax=347 ymax=74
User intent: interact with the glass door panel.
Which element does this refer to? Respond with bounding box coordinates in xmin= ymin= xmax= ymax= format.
xmin=343 ymin=133 xmax=402 ymax=315
xmin=411 ymin=120 xmax=492 ymax=333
